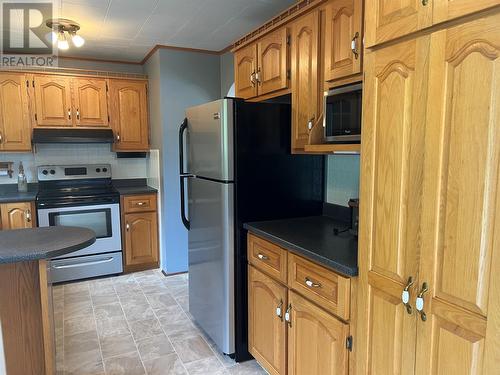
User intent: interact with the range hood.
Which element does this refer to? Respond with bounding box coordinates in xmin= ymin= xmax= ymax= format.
xmin=32 ymin=128 xmax=115 ymax=144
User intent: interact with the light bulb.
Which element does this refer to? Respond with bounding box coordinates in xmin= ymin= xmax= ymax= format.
xmin=57 ymin=32 xmax=69 ymax=50
xmin=71 ymin=33 xmax=85 ymax=48
xmin=47 ymin=31 xmax=58 ymax=45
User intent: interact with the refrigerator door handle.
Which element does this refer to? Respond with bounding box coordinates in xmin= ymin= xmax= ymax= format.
xmin=179 ymin=118 xmax=188 ymax=175
xmin=180 ymin=174 xmax=192 ymax=230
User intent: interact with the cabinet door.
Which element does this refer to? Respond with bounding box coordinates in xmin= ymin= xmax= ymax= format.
xmin=415 ymin=14 xmax=500 ymax=375
xmin=0 ymin=73 xmax=31 ymax=151
xmin=324 ymin=0 xmax=363 ymax=82
xmin=291 ymin=11 xmax=320 ymax=153
xmin=288 ymin=290 xmax=349 ymax=375
xmin=356 ymin=37 xmax=430 ymax=375
xmin=124 ymin=212 xmax=159 ymax=270
xmin=257 ymin=28 xmax=289 ymax=96
xmin=235 ymin=44 xmax=258 ymax=99
xmin=33 ymin=75 xmax=73 ymax=127
xmin=0 ymin=202 xmax=34 ymax=230
xmin=364 ymin=0 xmax=432 ymax=47
xmin=248 ymin=265 xmax=287 ymax=375
xmin=433 ymin=0 xmax=499 ymax=25
xmin=109 ymin=80 xmax=149 ymax=151
xmin=72 ymin=78 xmax=109 ymax=127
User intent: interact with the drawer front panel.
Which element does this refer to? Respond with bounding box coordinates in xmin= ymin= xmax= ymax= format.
xmin=122 ymin=194 xmax=157 ymax=213
xmin=248 ymin=234 xmax=287 ymax=283
xmin=288 ymin=253 xmax=350 ymax=320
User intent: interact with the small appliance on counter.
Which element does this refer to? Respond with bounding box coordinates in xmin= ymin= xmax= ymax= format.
xmin=348 ymin=198 xmax=359 ymax=237
xmin=17 ymin=161 xmax=28 ymax=192
xmin=36 ymin=164 xmax=122 ymax=283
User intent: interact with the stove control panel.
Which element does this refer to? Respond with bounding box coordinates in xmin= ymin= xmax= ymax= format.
xmin=37 ymin=164 xmax=112 ymax=181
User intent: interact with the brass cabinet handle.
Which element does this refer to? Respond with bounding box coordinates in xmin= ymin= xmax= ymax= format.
xmin=257 ymin=253 xmax=269 ymax=261
xmin=307 ymin=116 xmax=315 ymax=130
xmin=136 ymin=202 xmax=146 ymax=206
xmin=0 ymin=131 xmax=3 ymax=144
xmin=126 ymin=223 xmax=130 ymax=231
xmin=76 ymin=109 xmax=80 ymax=120
xmin=256 ymin=68 xmax=262 ymax=84
xmin=276 ymin=299 xmax=284 ymax=321
xmin=284 ymin=304 xmax=292 ymax=327
xmin=68 ymin=108 xmax=71 ymax=120
xmin=401 ymin=276 xmax=414 ymax=315
xmin=422 ymin=0 xmax=429 ymax=5
xmin=416 ymin=282 xmax=429 ymax=321
xmin=305 ymin=277 xmax=321 ymax=288
xmin=25 ymin=209 xmax=31 ymax=223
xmin=351 ymin=32 xmax=359 ymax=59
xmin=116 ymin=133 xmax=121 ymax=142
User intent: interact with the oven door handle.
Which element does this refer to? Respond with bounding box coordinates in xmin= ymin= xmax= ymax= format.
xmin=52 ymin=257 xmax=114 ymax=269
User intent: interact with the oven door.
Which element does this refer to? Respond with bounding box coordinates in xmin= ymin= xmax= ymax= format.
xmin=37 ymin=203 xmax=122 ymax=258
xmin=323 ymin=83 xmax=362 ymax=143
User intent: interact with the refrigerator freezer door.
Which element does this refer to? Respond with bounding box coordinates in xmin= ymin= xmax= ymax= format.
xmin=185 ymin=99 xmax=234 ymax=181
xmin=188 ymin=177 xmax=235 ymax=354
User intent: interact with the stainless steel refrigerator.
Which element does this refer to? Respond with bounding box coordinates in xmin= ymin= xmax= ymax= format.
xmin=180 ymin=98 xmax=324 ymax=360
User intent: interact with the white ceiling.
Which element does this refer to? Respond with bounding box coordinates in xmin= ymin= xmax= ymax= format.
xmin=45 ymin=0 xmax=296 ymax=63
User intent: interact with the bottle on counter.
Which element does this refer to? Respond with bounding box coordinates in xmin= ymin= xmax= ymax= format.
xmin=17 ymin=161 xmax=28 ymax=193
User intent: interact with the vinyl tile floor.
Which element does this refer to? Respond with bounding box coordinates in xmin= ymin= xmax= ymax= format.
xmin=54 ymin=269 xmax=267 ymax=375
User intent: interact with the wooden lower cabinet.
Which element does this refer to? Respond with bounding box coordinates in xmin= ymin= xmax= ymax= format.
xmin=288 ymin=291 xmax=349 ymax=375
xmin=248 ymin=234 xmax=351 ymax=375
xmin=248 ymin=265 xmax=287 ymax=375
xmin=0 ymin=202 xmax=35 ymax=230
xmin=121 ymin=194 xmax=159 ymax=272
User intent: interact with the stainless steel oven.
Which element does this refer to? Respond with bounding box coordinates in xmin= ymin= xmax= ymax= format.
xmin=36 ymin=164 xmax=123 ymax=283
xmin=323 ymin=83 xmax=362 ymax=143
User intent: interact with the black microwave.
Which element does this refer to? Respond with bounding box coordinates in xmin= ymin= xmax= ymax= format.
xmin=323 ymin=83 xmax=362 ymax=143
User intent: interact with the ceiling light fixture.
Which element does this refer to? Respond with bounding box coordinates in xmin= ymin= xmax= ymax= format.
xmin=46 ymin=19 xmax=85 ymax=50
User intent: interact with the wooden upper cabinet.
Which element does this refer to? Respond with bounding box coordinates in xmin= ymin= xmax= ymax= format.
xmin=257 ymin=28 xmax=289 ymax=96
xmin=248 ymin=265 xmax=287 ymax=375
xmin=33 ymin=75 xmax=73 ymax=127
xmin=0 ymin=202 xmax=35 ymax=230
xmin=235 ymin=44 xmax=258 ymax=99
xmin=287 ymin=290 xmax=349 ymax=375
xmin=109 ymin=80 xmax=149 ymax=151
xmin=291 ymin=11 xmax=321 ymax=153
xmin=0 ymin=73 xmax=31 ymax=151
xmin=433 ymin=0 xmax=500 ymax=25
xmin=364 ymin=0 xmax=432 ymax=47
xmin=72 ymin=78 xmax=109 ymax=127
xmin=357 ymin=36 xmax=430 ymax=375
xmin=415 ymin=14 xmax=500 ymax=375
xmin=124 ymin=211 xmax=159 ymax=269
xmin=324 ymin=0 xmax=363 ymax=82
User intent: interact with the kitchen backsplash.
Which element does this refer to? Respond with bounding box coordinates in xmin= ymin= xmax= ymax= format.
xmin=0 ymin=144 xmax=148 ymax=184
xmin=325 ymin=154 xmax=360 ymax=206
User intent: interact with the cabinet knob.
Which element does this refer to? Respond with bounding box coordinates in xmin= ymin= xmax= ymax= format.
xmin=25 ymin=209 xmax=31 ymax=223
xmin=351 ymin=32 xmax=360 ymax=59
xmin=416 ymin=282 xmax=429 ymax=321
xmin=304 ymin=277 xmax=321 ymax=288
xmin=422 ymin=0 xmax=429 ymax=5
xmin=68 ymin=108 xmax=71 ymax=120
xmin=284 ymin=304 xmax=292 ymax=327
xmin=116 ymin=133 xmax=121 ymax=142
xmin=250 ymin=71 xmax=256 ymax=87
xmin=307 ymin=117 xmax=315 ymax=130
xmin=401 ymin=276 xmax=414 ymax=315
xmin=126 ymin=223 xmax=130 ymax=231
xmin=257 ymin=253 xmax=269 ymax=261
xmin=0 ymin=132 xmax=3 ymax=144
xmin=276 ymin=299 xmax=283 ymax=321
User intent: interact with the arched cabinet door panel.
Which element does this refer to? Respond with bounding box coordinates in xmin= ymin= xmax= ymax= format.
xmin=124 ymin=212 xmax=158 ymax=268
xmin=235 ymin=44 xmax=258 ymax=99
xmin=73 ymin=78 xmax=109 ymax=127
xmin=0 ymin=202 xmax=35 ymax=230
xmin=257 ymin=28 xmax=289 ymax=96
xmin=33 ymin=75 xmax=73 ymax=127
xmin=0 ymin=73 xmax=31 ymax=151
xmin=109 ymin=80 xmax=149 ymax=151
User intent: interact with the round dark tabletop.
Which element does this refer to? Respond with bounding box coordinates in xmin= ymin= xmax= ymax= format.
xmin=0 ymin=226 xmax=96 ymax=264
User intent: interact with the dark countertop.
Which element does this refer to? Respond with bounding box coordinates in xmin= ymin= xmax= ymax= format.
xmin=0 ymin=226 xmax=96 ymax=264
xmin=244 ymin=216 xmax=358 ymax=277
xmin=0 ymin=183 xmax=38 ymax=203
xmin=112 ymin=179 xmax=158 ymax=195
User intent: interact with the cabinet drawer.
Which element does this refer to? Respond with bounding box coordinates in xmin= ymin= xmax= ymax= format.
xmin=122 ymin=194 xmax=157 ymax=213
xmin=248 ymin=234 xmax=287 ymax=283
xmin=288 ymin=253 xmax=350 ymax=320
